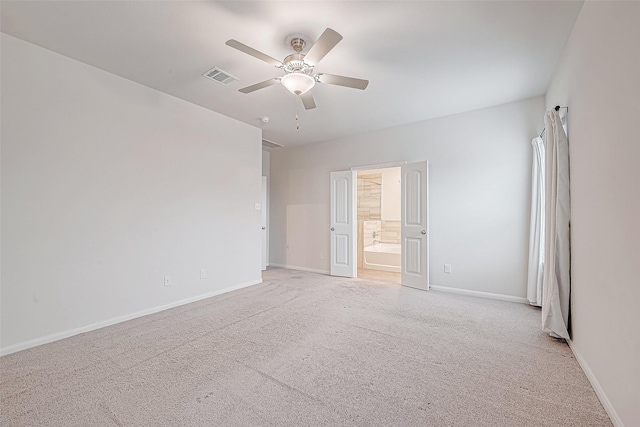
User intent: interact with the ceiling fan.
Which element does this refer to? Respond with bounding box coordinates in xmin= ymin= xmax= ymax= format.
xmin=225 ymin=28 xmax=369 ymax=110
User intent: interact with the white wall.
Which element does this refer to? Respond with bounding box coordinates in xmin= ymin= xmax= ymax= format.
xmin=381 ymin=167 xmax=401 ymax=221
xmin=545 ymin=3 xmax=640 ymax=426
xmin=262 ymin=150 xmax=271 ymax=179
xmin=0 ymin=34 xmax=263 ymax=353
xmin=270 ymin=96 xmax=544 ymax=298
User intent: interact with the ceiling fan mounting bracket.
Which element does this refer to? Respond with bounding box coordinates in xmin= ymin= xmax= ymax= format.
xmin=290 ymin=37 xmax=306 ymax=53
xmin=285 ymin=33 xmax=312 ymax=52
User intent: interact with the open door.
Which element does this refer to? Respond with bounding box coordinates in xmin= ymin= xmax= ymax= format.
xmin=330 ymin=170 xmax=357 ymax=277
xmin=401 ymin=161 xmax=429 ymax=290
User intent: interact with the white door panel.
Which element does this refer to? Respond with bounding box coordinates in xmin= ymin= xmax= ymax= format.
xmin=330 ymin=171 xmax=356 ymax=277
xmin=401 ymin=161 xmax=429 ymax=290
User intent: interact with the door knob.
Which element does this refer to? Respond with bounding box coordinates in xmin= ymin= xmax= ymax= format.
xmin=262 ymin=227 xmax=266 ymax=230
xmin=330 ymin=227 xmax=335 ymax=231
xmin=421 ymin=229 xmax=427 ymax=234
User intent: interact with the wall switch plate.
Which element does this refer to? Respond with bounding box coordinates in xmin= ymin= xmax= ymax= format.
xmin=164 ymin=275 xmax=171 ymax=286
xmin=320 ymin=252 xmax=325 ymax=260
xmin=444 ymin=264 xmax=452 ymax=274
xmin=200 ymin=269 xmax=206 ymax=279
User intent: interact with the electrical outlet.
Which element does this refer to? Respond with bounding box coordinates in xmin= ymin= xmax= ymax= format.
xmin=444 ymin=264 xmax=452 ymax=274
xmin=320 ymin=252 xmax=325 ymax=260
xmin=164 ymin=275 xmax=171 ymax=286
xmin=200 ymin=269 xmax=206 ymax=279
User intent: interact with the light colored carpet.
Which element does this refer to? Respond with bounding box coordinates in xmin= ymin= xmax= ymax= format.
xmin=1 ymin=268 xmax=611 ymax=426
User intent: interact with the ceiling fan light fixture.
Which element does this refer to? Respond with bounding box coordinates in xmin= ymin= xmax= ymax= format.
xmin=281 ymin=73 xmax=315 ymax=95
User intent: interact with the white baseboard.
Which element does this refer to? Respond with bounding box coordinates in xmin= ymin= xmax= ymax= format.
xmin=429 ymin=285 xmax=529 ymax=304
xmin=567 ymin=339 xmax=624 ymax=427
xmin=269 ymin=263 xmax=330 ymax=275
xmin=0 ymin=278 xmax=263 ymax=357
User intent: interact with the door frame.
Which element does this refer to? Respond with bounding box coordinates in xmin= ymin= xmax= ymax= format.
xmin=351 ymin=161 xmax=407 ymax=171
xmin=261 ymin=176 xmax=268 ymax=271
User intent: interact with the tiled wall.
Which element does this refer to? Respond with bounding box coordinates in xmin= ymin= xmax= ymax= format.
xmin=380 ymin=220 xmax=401 ymax=244
xmin=357 ymin=172 xmax=382 ymax=220
xmin=357 ymin=172 xmax=380 ymax=267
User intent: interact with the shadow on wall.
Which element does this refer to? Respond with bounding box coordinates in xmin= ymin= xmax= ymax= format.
xmin=285 ymin=203 xmax=329 ymax=272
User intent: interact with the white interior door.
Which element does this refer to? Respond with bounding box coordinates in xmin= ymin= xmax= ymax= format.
xmin=330 ymin=170 xmax=356 ymax=277
xmin=401 ymin=161 xmax=429 ymax=290
xmin=261 ymin=176 xmax=267 ymax=271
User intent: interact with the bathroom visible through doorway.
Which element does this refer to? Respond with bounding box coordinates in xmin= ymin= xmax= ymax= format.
xmin=357 ymin=167 xmax=402 ymax=285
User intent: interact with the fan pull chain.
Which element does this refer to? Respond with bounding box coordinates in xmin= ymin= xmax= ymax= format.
xmin=294 ymin=96 xmax=300 ymax=130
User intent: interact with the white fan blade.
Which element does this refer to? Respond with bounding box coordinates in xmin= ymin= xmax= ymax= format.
xmin=300 ymin=92 xmax=316 ymax=110
xmin=317 ymin=73 xmax=369 ymax=90
xmin=304 ymin=28 xmax=343 ymax=66
xmin=238 ymin=78 xmax=280 ymax=94
xmin=226 ymin=40 xmax=283 ymax=67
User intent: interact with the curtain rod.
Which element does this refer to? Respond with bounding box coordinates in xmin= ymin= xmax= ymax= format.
xmin=539 ymin=106 xmax=569 ymax=138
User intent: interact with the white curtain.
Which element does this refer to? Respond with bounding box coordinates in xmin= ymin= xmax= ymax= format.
xmin=527 ymin=136 xmax=545 ymax=306
xmin=541 ymin=109 xmax=571 ymax=339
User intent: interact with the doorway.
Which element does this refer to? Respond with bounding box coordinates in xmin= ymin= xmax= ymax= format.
xmin=329 ymin=161 xmax=430 ymax=290
xmin=356 ymin=167 xmax=402 ymax=285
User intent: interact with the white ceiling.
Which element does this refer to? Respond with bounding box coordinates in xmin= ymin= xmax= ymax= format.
xmin=1 ymin=1 xmax=583 ymax=147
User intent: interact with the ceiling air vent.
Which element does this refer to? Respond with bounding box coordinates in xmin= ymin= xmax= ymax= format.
xmin=202 ymin=67 xmax=238 ymax=85
xmin=262 ymin=139 xmax=283 ymax=149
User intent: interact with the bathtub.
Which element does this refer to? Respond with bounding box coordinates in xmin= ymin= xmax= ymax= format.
xmin=363 ymin=242 xmax=401 ymax=273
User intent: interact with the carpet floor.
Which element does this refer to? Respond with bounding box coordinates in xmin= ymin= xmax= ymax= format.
xmin=1 ymin=268 xmax=611 ymax=426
